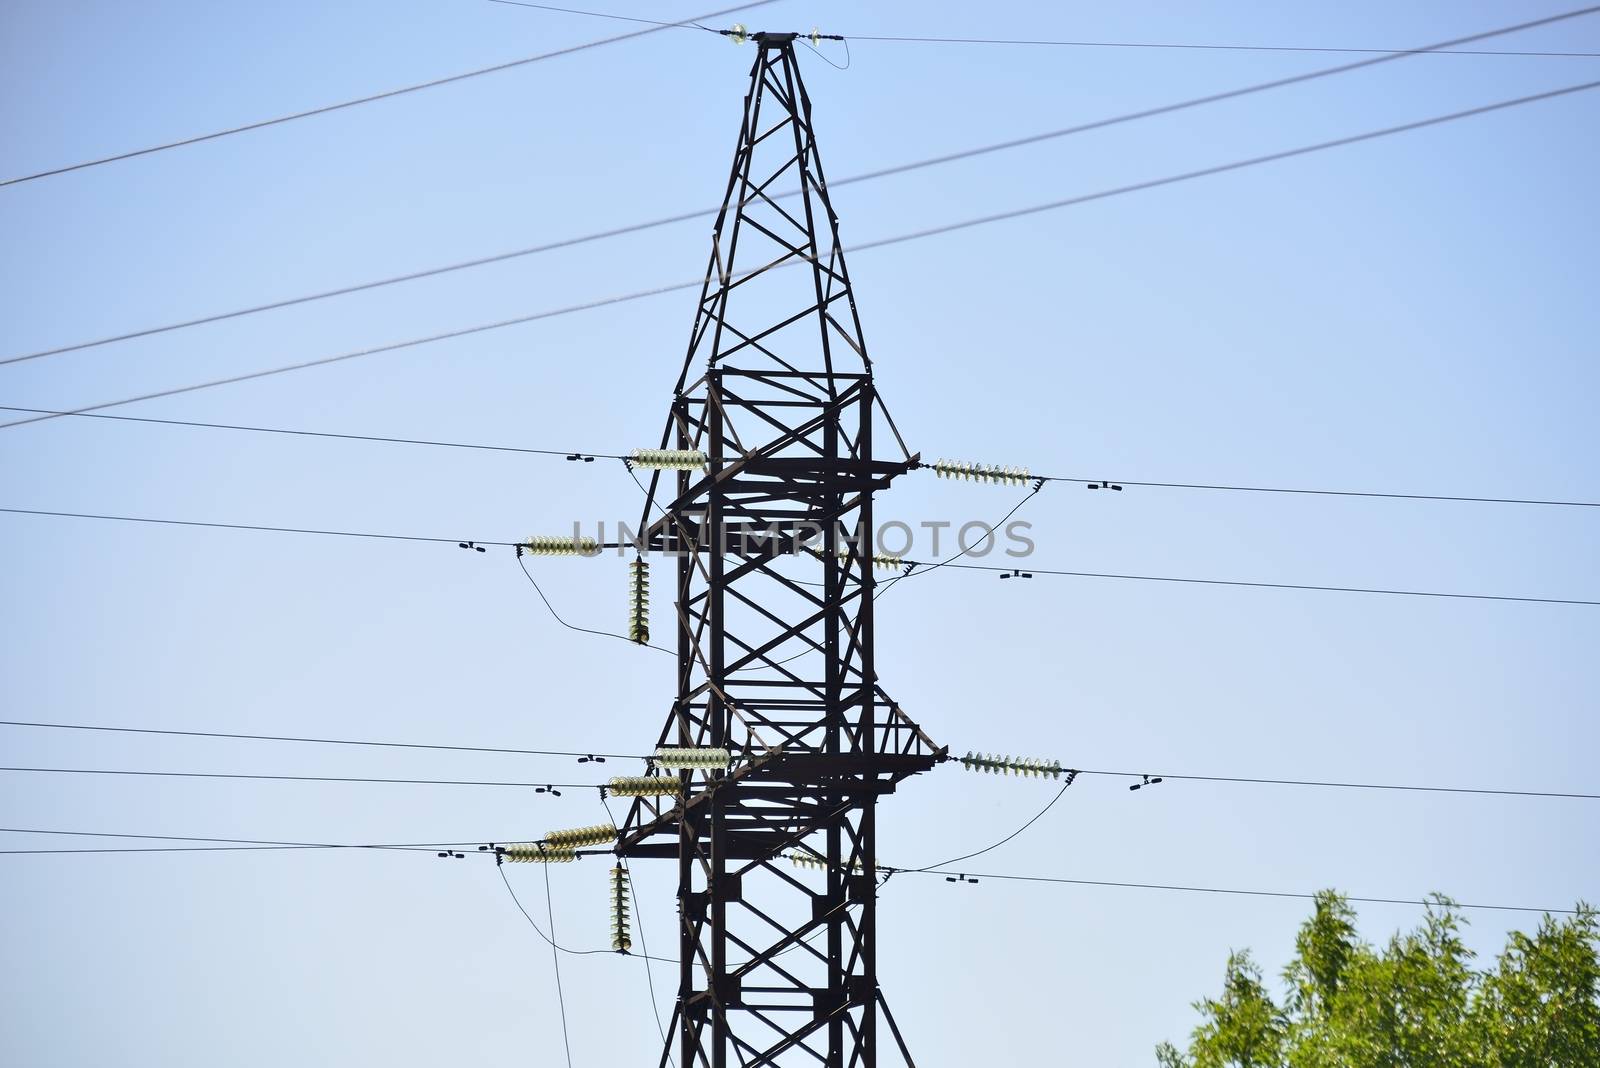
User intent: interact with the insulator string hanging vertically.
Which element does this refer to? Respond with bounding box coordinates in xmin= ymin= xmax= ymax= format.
xmin=628 ymin=558 xmax=650 ymax=644
xmin=610 ymin=865 xmax=633 ymax=953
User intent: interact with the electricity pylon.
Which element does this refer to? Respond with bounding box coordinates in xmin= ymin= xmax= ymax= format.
xmin=614 ymin=31 xmax=943 ymax=1068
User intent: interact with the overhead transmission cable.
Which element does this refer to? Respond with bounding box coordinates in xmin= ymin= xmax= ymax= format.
xmin=4 ymin=824 xmax=664 ymax=962
xmin=1028 ymin=470 xmax=1600 ymax=509
xmin=0 ymin=827 xmax=1576 ymax=917
xmin=517 ymin=553 xmax=675 ymax=655
xmin=0 ymin=843 xmax=441 ymax=856
xmin=0 ymin=0 xmax=777 ymax=189
xmin=3 ymin=721 xmax=1599 ymax=800
xmin=917 ymin=749 xmax=1600 ymax=891
xmin=880 ymin=866 xmax=1586 ymax=916
xmin=487 ymin=0 xmax=715 ymax=29
xmin=839 ymin=78 xmax=1600 ymax=254
xmin=496 ymin=869 xmax=678 ymax=965
xmin=905 ymin=557 xmax=1600 ymax=608
xmin=0 ymin=271 xmax=717 ymax=430
xmin=6 ymin=406 xmax=1596 ymax=510
xmin=3 ymin=505 xmax=1597 ymax=606
xmin=1063 ymin=767 xmax=1600 ymax=801
xmin=898 ymin=776 xmax=1076 ymax=874
xmin=489 ymin=0 xmax=1600 ymax=58
xmin=876 ymin=482 xmax=1045 ymax=600
xmin=0 ymin=506 xmax=517 ymax=548
xmin=0 ymin=406 xmax=622 ymax=460
xmin=0 ymin=766 xmax=597 ymax=789
xmin=0 ymin=717 xmax=645 ymax=761
xmin=843 ymin=32 xmax=1600 ymax=59
xmin=542 ymin=860 xmax=576 ymax=1068
xmin=0 ymin=827 xmax=479 ymax=852
xmin=5 ymin=77 xmax=1596 ymax=433
xmin=5 ymin=3 xmax=1594 ymax=368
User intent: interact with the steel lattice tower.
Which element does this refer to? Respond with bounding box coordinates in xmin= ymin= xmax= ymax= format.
xmin=614 ymin=32 xmax=943 ymax=1068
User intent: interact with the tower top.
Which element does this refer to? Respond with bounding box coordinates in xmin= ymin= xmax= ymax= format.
xmin=671 ymin=37 xmax=870 ymax=399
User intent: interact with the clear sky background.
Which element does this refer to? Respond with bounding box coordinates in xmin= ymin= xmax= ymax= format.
xmin=2 ymin=1 xmax=1597 ymax=1064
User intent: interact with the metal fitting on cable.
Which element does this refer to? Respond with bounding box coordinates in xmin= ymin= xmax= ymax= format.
xmin=929 ymin=458 xmax=1031 ymax=486
xmin=628 ymin=448 xmax=708 ymax=472
xmin=654 ymin=747 xmax=732 ymax=770
xmin=959 ymin=752 xmax=1067 ymax=779
xmin=607 ymin=775 xmax=680 ymax=798
xmin=521 ymin=534 xmax=600 ymax=557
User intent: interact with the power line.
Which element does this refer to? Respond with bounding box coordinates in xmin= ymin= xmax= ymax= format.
xmin=845 ymin=33 xmax=1600 ymax=59
xmin=518 ymin=553 xmax=676 ymax=654
xmin=915 ymin=558 xmax=1600 ymax=607
xmin=1034 ymin=472 xmax=1600 ymax=509
xmin=841 ymin=79 xmax=1600 ymax=253
xmin=4 ymin=825 xmax=1573 ymax=917
xmin=0 ymin=273 xmax=712 ymax=430
xmin=491 ymin=1 xmax=1600 ymax=58
xmin=0 ymin=271 xmax=714 ymax=430
xmin=1067 ymin=768 xmax=1600 ymax=801
xmin=0 ymin=1 xmax=776 ymax=189
xmin=543 ymin=860 xmax=576 ymax=1068
xmin=0 ymin=766 xmax=598 ymax=789
xmin=487 ymin=0 xmax=712 ymax=30
xmin=7 ymin=76 xmax=1596 ymax=433
xmin=5 ymin=504 xmax=1597 ymax=607
xmin=0 ymin=506 xmax=515 ymax=547
xmin=0 ymin=824 xmax=728 ymax=966
xmin=901 ymin=776 xmax=1076 ymax=874
xmin=497 ymin=855 xmax=677 ymax=963
xmin=0 ymin=844 xmax=435 ymax=855
xmin=6 ymin=717 xmax=1597 ymax=803
xmin=0 ymin=211 xmax=719 ymax=368
xmin=882 ymin=865 xmax=1584 ymax=916
xmin=497 ymin=863 xmax=611 ymax=956
xmin=876 ymin=484 xmax=1044 ymax=601
xmin=0 ymin=827 xmax=481 ymax=853
xmin=0 ymin=406 xmax=621 ymax=459
xmin=8 ymin=405 xmax=1597 ymax=512
xmin=7 ymin=4 xmax=1593 ymax=368
xmin=0 ymin=718 xmax=643 ymax=761
xmin=1 ymin=827 xmax=471 ymax=847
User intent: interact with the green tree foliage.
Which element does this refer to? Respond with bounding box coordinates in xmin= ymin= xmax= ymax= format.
xmin=1159 ymin=892 xmax=1599 ymax=1067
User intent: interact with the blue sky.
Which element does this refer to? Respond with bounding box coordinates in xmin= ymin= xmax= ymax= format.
xmin=2 ymin=1 xmax=1597 ymax=1064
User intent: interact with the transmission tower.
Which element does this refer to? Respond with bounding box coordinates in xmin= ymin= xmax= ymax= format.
xmin=613 ymin=31 xmax=943 ymax=1068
